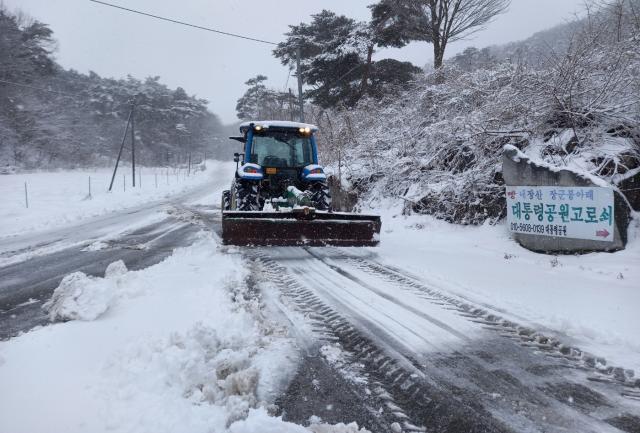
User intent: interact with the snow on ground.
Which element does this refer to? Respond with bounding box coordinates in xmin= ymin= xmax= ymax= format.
xmin=0 ymin=162 xmax=218 ymax=238
xmin=0 ymin=233 xmax=370 ymax=433
xmin=368 ymin=203 xmax=640 ymax=372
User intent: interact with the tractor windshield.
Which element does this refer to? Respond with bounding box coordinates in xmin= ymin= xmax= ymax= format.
xmin=250 ymin=131 xmax=313 ymax=168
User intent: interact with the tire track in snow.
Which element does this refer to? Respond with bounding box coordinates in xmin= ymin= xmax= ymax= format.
xmin=303 ymin=247 xmax=470 ymax=342
xmin=252 ymin=249 xmax=513 ymax=433
xmin=337 ymin=253 xmax=640 ymax=393
xmin=257 ymin=247 xmax=640 ymax=433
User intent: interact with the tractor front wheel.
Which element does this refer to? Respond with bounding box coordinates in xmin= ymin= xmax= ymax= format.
xmin=234 ymin=181 xmax=260 ymax=211
xmin=309 ymin=182 xmax=332 ymax=211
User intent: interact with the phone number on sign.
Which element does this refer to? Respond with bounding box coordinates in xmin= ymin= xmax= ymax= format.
xmin=510 ymin=222 xmax=568 ymax=236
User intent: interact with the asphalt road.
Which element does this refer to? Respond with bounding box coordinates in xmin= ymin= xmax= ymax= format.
xmin=0 ymin=181 xmax=221 ymax=340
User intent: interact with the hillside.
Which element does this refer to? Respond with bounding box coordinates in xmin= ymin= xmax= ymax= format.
xmin=0 ymin=7 xmax=227 ymax=170
xmin=312 ymin=1 xmax=640 ymax=223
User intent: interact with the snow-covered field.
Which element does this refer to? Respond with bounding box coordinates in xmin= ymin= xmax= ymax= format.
xmin=373 ymin=206 xmax=640 ymax=372
xmin=0 ymin=164 xmax=217 ymax=238
xmin=0 ymin=234 xmax=368 ymax=433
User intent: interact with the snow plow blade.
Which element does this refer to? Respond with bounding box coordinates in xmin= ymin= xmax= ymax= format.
xmin=221 ymin=210 xmax=381 ymax=247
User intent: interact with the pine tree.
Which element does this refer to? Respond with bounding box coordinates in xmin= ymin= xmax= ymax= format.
xmin=273 ymin=10 xmax=420 ymax=109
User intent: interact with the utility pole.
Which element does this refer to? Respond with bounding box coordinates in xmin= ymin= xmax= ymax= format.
xmin=108 ymin=102 xmax=134 ymax=192
xmin=131 ymin=102 xmax=136 ymax=187
xmin=296 ymin=47 xmax=305 ymax=122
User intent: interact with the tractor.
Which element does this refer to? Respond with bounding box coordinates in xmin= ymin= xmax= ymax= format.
xmin=221 ymin=121 xmax=380 ymax=246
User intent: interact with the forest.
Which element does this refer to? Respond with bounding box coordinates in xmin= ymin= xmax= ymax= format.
xmin=0 ymin=5 xmax=226 ymax=170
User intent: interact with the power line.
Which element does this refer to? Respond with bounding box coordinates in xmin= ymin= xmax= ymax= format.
xmin=88 ymin=0 xmax=277 ymax=46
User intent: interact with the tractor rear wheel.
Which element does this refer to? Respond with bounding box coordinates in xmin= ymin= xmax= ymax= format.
xmin=234 ymin=181 xmax=260 ymax=211
xmin=309 ymin=182 xmax=331 ymax=211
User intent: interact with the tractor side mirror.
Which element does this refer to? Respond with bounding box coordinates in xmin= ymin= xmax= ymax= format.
xmin=233 ymin=153 xmax=240 ymax=163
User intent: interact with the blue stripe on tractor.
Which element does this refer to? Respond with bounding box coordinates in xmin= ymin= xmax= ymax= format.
xmin=244 ymin=129 xmax=254 ymax=163
xmin=310 ymin=135 xmax=319 ymax=164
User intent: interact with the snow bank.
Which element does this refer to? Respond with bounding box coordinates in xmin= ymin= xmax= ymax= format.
xmin=0 ymin=162 xmax=226 ymax=238
xmin=370 ymin=206 xmax=640 ymax=372
xmin=0 ymin=233 xmax=372 ymax=433
xmin=0 ymin=235 xmax=305 ymax=433
xmin=43 ymin=271 xmax=114 ymax=321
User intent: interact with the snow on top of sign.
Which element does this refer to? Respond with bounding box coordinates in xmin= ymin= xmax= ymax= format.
xmin=503 ymin=144 xmax=610 ymax=188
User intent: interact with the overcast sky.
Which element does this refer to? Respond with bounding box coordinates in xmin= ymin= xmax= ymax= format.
xmin=7 ymin=0 xmax=586 ymax=124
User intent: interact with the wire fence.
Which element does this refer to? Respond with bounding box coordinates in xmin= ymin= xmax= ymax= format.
xmin=16 ymin=164 xmax=205 ymax=209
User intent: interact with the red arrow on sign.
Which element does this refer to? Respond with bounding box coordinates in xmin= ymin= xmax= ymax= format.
xmin=596 ymin=229 xmax=610 ymax=238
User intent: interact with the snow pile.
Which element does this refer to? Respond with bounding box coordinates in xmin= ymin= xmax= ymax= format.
xmin=43 ymin=260 xmax=128 ymax=321
xmin=0 ymin=235 xmax=312 ymax=433
xmin=101 ymin=321 xmax=292 ymax=430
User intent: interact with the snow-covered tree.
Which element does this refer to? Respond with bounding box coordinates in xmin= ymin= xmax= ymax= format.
xmin=311 ymin=0 xmax=640 ymax=223
xmin=235 ymin=75 xmax=296 ymax=121
xmin=273 ymin=10 xmax=420 ymax=109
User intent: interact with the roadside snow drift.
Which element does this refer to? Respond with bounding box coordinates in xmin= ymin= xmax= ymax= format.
xmin=0 ymin=233 xmax=366 ymax=433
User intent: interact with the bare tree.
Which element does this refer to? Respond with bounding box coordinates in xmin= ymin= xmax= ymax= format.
xmin=416 ymin=0 xmax=510 ymax=70
xmin=370 ymin=0 xmax=509 ymax=76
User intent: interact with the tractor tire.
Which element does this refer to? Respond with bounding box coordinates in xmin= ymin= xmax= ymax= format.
xmin=234 ymin=181 xmax=260 ymax=211
xmin=309 ymin=182 xmax=332 ymax=211
xmin=221 ymin=190 xmax=231 ymax=211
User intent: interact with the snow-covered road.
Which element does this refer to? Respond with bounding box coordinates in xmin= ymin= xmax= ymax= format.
xmin=1 ymin=161 xmax=639 ymax=433
xmin=0 ymin=215 xmax=207 ymax=338
xmin=252 ymin=246 xmax=640 ymax=432
xmin=0 ymin=166 xmax=233 ymax=339
xmin=0 ymin=172 xmax=227 ymax=265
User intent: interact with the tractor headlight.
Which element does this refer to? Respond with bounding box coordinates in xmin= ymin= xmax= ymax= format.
xmin=309 ymin=168 xmax=323 ymax=174
xmin=254 ymin=125 xmax=263 ymax=131
xmin=298 ymin=127 xmax=311 ymax=135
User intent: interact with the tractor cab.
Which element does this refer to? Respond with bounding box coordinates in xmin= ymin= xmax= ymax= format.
xmin=247 ymin=124 xmax=315 ymax=169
